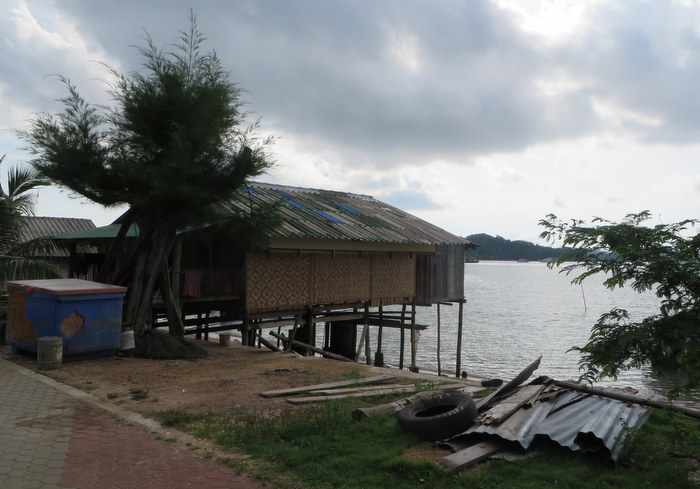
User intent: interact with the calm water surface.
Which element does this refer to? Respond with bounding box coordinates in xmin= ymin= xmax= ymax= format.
xmin=366 ymin=261 xmax=693 ymax=399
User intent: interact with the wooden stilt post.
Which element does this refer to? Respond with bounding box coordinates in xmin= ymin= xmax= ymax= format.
xmin=364 ymin=303 xmax=371 ymax=365
xmin=242 ymin=318 xmax=249 ymax=346
xmin=456 ymin=299 xmax=464 ymax=378
xmin=409 ymin=301 xmax=418 ymax=372
xmin=399 ymin=303 xmax=406 ymax=370
xmin=196 ymin=313 xmax=202 ymax=340
xmin=374 ymin=302 xmax=384 ymax=367
xmin=276 ymin=323 xmax=282 ymax=349
xmin=303 ymin=308 xmax=315 ymax=356
xmin=171 ymin=238 xmax=182 ymax=305
xmin=324 ymin=322 xmax=331 ymax=350
xmin=288 ymin=315 xmax=299 ymax=353
xmin=204 ymin=311 xmax=210 ymax=341
xmin=355 ymin=329 xmax=365 ymax=361
xmin=437 ymin=303 xmax=442 ymax=376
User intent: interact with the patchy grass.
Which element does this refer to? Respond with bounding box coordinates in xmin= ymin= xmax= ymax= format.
xmin=158 ymin=402 xmax=700 ymax=489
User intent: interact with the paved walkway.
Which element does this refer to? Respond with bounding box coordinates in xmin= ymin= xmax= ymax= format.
xmin=0 ymin=359 xmax=260 ymax=489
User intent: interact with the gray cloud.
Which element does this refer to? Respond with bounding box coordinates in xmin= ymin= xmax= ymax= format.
xmin=561 ymin=1 xmax=700 ymax=142
xmin=384 ymin=189 xmax=439 ymax=211
xmin=5 ymin=0 xmax=700 ymax=175
xmin=49 ymin=0 xmax=599 ymax=168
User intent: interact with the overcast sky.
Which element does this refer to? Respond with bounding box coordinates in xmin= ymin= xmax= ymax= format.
xmin=1 ymin=0 xmax=699 ymax=241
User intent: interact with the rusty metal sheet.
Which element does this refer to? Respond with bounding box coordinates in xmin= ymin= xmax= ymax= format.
xmin=451 ymin=387 xmax=650 ymax=461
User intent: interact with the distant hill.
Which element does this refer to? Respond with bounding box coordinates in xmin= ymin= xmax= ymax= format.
xmin=465 ymin=233 xmax=566 ymax=261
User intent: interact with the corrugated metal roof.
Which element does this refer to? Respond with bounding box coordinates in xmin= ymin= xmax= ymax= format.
xmin=223 ymin=182 xmax=468 ymax=246
xmin=55 ymin=223 xmax=139 ymax=240
xmin=19 ymin=217 xmax=96 ymax=243
xmin=448 ymin=386 xmax=650 ymax=461
xmin=51 ymin=182 xmax=468 ymax=247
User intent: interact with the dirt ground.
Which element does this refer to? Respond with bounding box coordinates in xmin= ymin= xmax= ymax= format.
xmin=2 ymin=340 xmax=439 ymax=417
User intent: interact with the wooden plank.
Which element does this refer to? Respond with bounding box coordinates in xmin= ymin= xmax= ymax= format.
xmin=256 ymin=319 xmax=297 ymax=330
xmin=477 ymin=356 xmax=542 ymax=412
xmin=312 ymin=313 xmax=364 ymax=324
xmin=258 ymin=335 xmax=281 ymax=352
xmin=364 ymin=303 xmax=371 ymax=365
xmin=374 ymin=302 xmax=384 ymax=367
xmin=286 ymin=386 xmax=417 ymax=404
xmin=550 ymin=378 xmax=700 ymax=419
xmin=455 ymin=300 xmax=464 ymax=378
xmin=399 ymin=303 xmax=406 ymax=370
xmin=310 ymin=383 xmax=414 ymax=396
xmin=259 ymin=375 xmax=396 ymax=398
xmin=440 ymin=440 xmax=504 ymax=472
xmin=479 ymin=384 xmax=546 ymax=425
xmin=437 ymin=303 xmax=442 ymax=376
xmin=270 ymin=331 xmax=354 ymax=362
xmin=409 ymin=301 xmax=417 ymax=372
xmin=351 ymin=384 xmax=485 ymax=419
xmin=365 ymin=317 xmax=429 ymax=330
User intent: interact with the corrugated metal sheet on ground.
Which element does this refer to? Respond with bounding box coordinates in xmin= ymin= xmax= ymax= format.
xmin=223 ymin=182 xmax=468 ymax=246
xmin=450 ymin=388 xmax=650 ymax=461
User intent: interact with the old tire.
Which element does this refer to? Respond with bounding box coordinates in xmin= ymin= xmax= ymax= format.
xmin=397 ymin=391 xmax=477 ymax=441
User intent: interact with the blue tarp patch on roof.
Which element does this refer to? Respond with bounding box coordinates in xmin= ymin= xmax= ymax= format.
xmin=280 ymin=192 xmax=305 ymax=209
xmin=335 ymin=202 xmax=361 ymax=216
xmin=317 ymin=210 xmax=343 ymax=224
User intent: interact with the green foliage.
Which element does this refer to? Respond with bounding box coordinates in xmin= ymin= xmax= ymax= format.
xmin=540 ymin=211 xmax=700 ymax=389
xmin=21 ymin=13 xmax=275 ymax=333
xmin=158 ymin=402 xmax=700 ymax=489
xmin=466 ymin=233 xmax=569 ymax=261
xmin=0 ymin=154 xmax=58 ymax=285
xmin=23 ymin=14 xmax=270 ymax=224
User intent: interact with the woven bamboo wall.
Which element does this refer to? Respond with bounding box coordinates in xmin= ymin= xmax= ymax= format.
xmin=246 ymin=252 xmax=415 ymax=314
xmin=246 ymin=254 xmax=312 ymax=313
xmin=313 ymin=255 xmax=371 ymax=305
xmin=369 ymin=254 xmax=415 ymax=305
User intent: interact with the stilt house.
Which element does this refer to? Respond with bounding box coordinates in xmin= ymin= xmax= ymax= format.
xmin=56 ymin=182 xmax=470 ymax=369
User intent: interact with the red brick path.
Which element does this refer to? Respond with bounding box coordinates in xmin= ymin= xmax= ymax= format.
xmin=62 ymin=407 xmax=259 ymax=489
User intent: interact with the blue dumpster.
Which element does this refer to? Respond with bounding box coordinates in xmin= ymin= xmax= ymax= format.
xmin=6 ymin=279 xmax=127 ymax=355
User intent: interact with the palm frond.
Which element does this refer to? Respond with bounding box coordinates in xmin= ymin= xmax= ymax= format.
xmin=0 ymin=255 xmax=62 ymax=284
xmin=9 ymin=237 xmax=61 ymax=258
xmin=0 ymin=199 xmax=21 ymax=254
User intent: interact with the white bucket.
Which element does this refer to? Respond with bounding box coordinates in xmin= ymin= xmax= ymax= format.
xmin=120 ymin=330 xmax=135 ymax=351
xmin=37 ymin=336 xmax=63 ymax=370
xmin=219 ymin=332 xmax=233 ymax=347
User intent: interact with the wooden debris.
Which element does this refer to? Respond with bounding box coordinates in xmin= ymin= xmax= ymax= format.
xmin=477 ymin=356 xmax=542 ymax=412
xmin=258 ymin=335 xmax=281 ymax=352
xmin=479 ymin=384 xmax=546 ymax=425
xmin=440 ymin=440 xmax=506 ymax=472
xmin=468 ymin=378 xmax=503 ymax=388
xmin=352 ymin=384 xmax=484 ymax=419
xmin=547 ymin=378 xmax=700 ymax=420
xmin=310 ymin=383 xmax=413 ymax=396
xmin=259 ymin=375 xmax=395 ymax=398
xmin=270 ymin=331 xmax=354 ymax=362
xmin=287 ymin=386 xmax=417 ymax=404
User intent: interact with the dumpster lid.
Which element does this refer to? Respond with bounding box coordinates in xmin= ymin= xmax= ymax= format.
xmin=7 ymin=279 xmax=127 ymax=296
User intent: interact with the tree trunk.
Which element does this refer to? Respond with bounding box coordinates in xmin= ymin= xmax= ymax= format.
xmin=125 ymin=249 xmax=147 ymax=329
xmin=160 ymin=260 xmax=185 ymax=337
xmin=171 ymin=238 xmax=182 ymax=303
xmin=124 ymin=224 xmax=177 ymax=335
xmin=99 ymin=209 xmax=135 ymax=283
